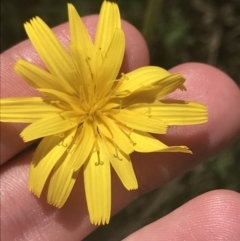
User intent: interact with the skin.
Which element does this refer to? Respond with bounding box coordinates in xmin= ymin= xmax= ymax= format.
xmin=1 ymin=15 xmax=240 ymax=241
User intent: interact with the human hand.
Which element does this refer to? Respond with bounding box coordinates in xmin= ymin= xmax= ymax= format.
xmin=1 ymin=16 xmax=240 ymax=241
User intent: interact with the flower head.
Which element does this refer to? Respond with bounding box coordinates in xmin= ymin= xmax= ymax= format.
xmin=0 ymin=1 xmax=207 ymax=224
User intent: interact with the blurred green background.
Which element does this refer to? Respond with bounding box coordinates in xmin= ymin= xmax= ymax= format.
xmin=1 ymin=0 xmax=240 ymax=240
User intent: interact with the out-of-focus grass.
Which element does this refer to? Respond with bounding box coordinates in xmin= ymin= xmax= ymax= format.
xmin=2 ymin=0 xmax=240 ymax=240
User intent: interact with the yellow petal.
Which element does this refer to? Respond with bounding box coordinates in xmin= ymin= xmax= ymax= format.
xmin=121 ymin=74 xmax=186 ymax=106
xmin=114 ymin=66 xmax=170 ymax=96
xmin=103 ymin=140 xmax=138 ymax=190
xmin=157 ymin=100 xmax=208 ymax=124
xmin=68 ymin=121 xmax=95 ymax=170
xmin=156 ymin=74 xmax=186 ymax=99
xmin=125 ymin=129 xmax=192 ymax=153
xmin=84 ymin=143 xmax=111 ymax=225
xmin=69 ymin=44 xmax=95 ymax=101
xmin=96 ymin=28 xmax=125 ymax=99
xmin=112 ymin=109 xmax=168 ymax=134
xmin=47 ymin=159 xmax=79 ymax=208
xmin=20 ymin=112 xmax=79 ymax=141
xmin=98 ymin=115 xmax=134 ymax=154
xmin=14 ymin=59 xmax=66 ymax=92
xmin=0 ymin=97 xmax=61 ymax=123
xmin=24 ymin=17 xmax=76 ymax=95
xmin=68 ymin=3 xmax=94 ymax=52
xmin=102 ymin=97 xmax=122 ymax=111
xmin=29 ymin=128 xmax=76 ymax=197
xmin=37 ymin=88 xmax=84 ymax=113
xmin=122 ymin=85 xmax=162 ymax=107
xmin=95 ymin=117 xmax=114 ymax=140
xmin=68 ymin=3 xmax=96 ymax=100
xmin=95 ymin=1 xmax=121 ymax=54
xmin=128 ymin=100 xmax=208 ymax=125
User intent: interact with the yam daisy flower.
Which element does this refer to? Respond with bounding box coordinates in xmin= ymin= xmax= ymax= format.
xmin=0 ymin=1 xmax=207 ymax=224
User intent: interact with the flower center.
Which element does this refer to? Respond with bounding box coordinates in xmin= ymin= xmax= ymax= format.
xmin=86 ymin=104 xmax=99 ymax=121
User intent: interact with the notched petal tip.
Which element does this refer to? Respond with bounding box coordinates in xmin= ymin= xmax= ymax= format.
xmin=95 ymin=0 xmax=121 ymax=53
xmin=84 ymin=149 xmax=111 ymax=226
xmin=29 ymin=186 xmax=41 ymax=198
xmin=47 ymin=162 xmax=79 ymax=209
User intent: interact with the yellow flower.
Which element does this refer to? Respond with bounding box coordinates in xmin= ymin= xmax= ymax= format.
xmin=0 ymin=1 xmax=207 ymax=225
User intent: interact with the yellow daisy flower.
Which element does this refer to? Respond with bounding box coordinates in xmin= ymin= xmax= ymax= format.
xmin=0 ymin=1 xmax=207 ymax=225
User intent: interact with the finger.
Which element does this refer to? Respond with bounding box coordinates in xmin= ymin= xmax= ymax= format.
xmin=169 ymin=63 xmax=240 ymax=155
xmin=133 ymin=62 xmax=240 ymax=194
xmin=123 ymin=190 xmax=240 ymax=241
xmin=0 ymin=16 xmax=149 ymax=165
xmin=1 ymin=63 xmax=240 ymax=240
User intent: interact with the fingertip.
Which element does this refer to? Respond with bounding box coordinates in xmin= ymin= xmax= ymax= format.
xmin=168 ymin=62 xmax=240 ymax=155
xmin=130 ymin=63 xmax=240 ymax=194
xmin=121 ymin=19 xmax=150 ymax=71
xmin=124 ymin=190 xmax=240 ymax=241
